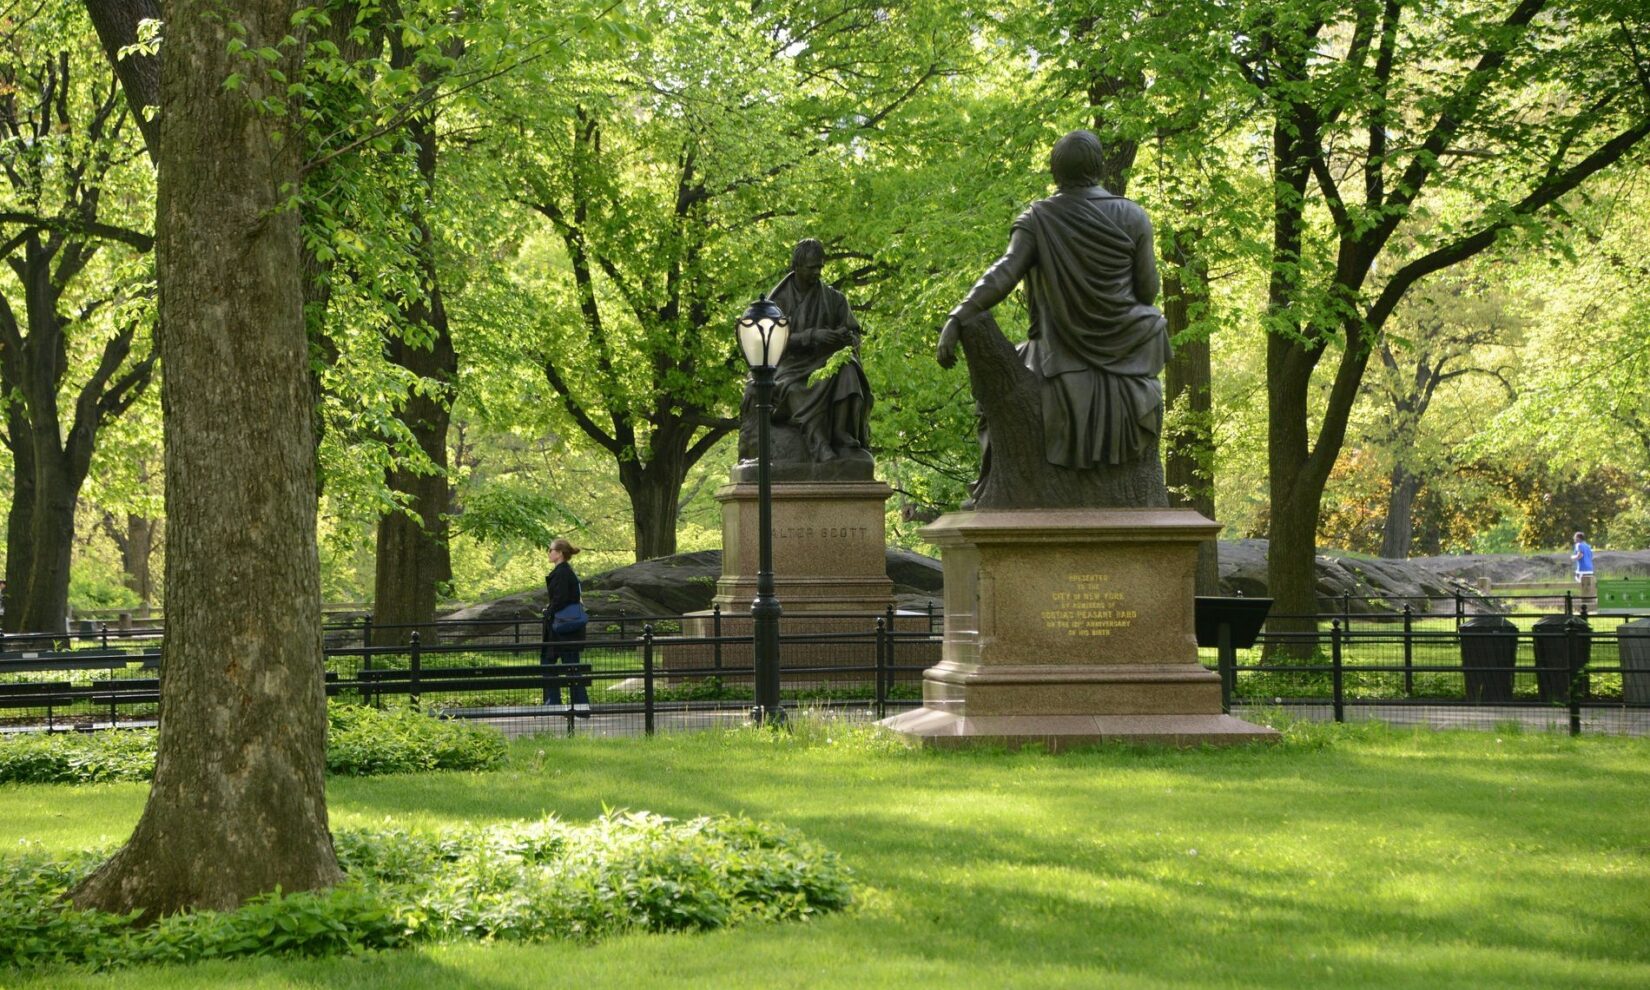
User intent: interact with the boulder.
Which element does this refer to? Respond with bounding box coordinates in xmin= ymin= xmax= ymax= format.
xmin=1408 ymin=550 xmax=1650 ymax=584
xmin=583 ymin=550 xmax=723 ymax=616
xmin=886 ymin=546 xmax=945 ymax=594
xmin=1217 ymin=538 xmax=1498 ymax=613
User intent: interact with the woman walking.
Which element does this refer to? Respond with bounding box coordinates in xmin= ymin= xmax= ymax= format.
xmin=543 ymin=538 xmax=591 ymax=715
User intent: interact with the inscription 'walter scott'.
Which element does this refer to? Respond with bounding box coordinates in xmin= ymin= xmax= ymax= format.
xmin=774 ymin=525 xmax=870 ymax=540
xmin=1041 ymin=572 xmax=1137 ymax=637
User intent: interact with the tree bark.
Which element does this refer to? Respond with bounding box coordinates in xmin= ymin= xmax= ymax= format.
xmin=17 ymin=449 xmax=77 ymax=636
xmin=371 ymin=107 xmax=455 ymax=645
xmin=1 ymin=404 xmax=33 ymax=634
xmin=105 ymin=511 xmax=158 ymax=606
xmin=1380 ymin=463 xmax=1420 ymax=559
xmin=1162 ymin=241 xmax=1219 ymax=595
xmin=72 ymin=0 xmax=339 ymax=917
xmin=82 ymin=0 xmax=161 ymax=161
xmin=621 ymin=439 xmax=690 ymax=561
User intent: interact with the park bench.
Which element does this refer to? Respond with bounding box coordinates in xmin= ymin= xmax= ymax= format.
xmin=355 ymin=664 xmax=592 ymax=709
xmin=84 ymin=671 xmax=343 ymax=723
xmin=1597 ymin=578 xmax=1650 ymax=612
xmin=0 ymin=681 xmax=76 ymax=729
xmin=0 ymin=650 xmax=158 ymax=674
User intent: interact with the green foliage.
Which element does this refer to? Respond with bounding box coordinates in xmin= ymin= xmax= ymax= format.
xmin=325 ymin=705 xmax=508 ymax=776
xmin=0 ymin=732 xmax=155 ymax=785
xmin=0 ymin=812 xmax=853 ymax=973
xmin=0 ymin=707 xmax=507 ymax=784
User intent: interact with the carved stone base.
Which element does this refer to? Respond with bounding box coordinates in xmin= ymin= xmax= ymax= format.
xmin=660 ymin=478 xmax=927 ymax=681
xmin=712 ymin=480 xmax=894 ymax=611
xmin=878 ymin=709 xmax=1277 ymax=750
xmin=879 ymin=508 xmax=1278 ymax=749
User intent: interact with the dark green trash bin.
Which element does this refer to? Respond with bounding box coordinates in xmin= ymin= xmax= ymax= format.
xmin=1532 ymin=615 xmax=1590 ymax=703
xmin=1459 ymin=615 xmax=1517 ymax=703
xmin=1619 ymin=618 xmax=1650 ymax=705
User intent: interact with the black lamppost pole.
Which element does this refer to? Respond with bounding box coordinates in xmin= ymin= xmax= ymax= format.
xmin=737 ymin=297 xmax=789 ymax=725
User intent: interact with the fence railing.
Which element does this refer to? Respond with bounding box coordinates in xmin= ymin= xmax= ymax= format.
xmin=1218 ymin=617 xmax=1650 ymax=736
xmin=0 ymin=608 xmax=937 ymax=734
xmin=5 ymin=603 xmax=1647 ymax=737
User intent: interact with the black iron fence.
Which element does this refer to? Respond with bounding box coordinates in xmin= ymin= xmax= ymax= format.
xmin=5 ymin=603 xmax=1649 ymax=737
xmin=0 ymin=609 xmax=938 ymax=735
xmin=1220 ymin=612 xmax=1650 ymax=735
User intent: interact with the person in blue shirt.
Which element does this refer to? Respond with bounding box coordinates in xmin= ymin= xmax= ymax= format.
xmin=1571 ymin=531 xmax=1595 ymax=599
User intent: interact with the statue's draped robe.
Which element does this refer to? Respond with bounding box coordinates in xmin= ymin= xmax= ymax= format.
xmin=769 ymin=279 xmax=871 ymax=454
xmin=955 ymin=189 xmax=1170 ymax=469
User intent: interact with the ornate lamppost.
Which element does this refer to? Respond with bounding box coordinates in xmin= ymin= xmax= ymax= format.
xmin=735 ymin=296 xmax=790 ymax=725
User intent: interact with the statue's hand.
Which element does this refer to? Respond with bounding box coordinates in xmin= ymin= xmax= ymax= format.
xmin=936 ymin=317 xmax=961 ymax=369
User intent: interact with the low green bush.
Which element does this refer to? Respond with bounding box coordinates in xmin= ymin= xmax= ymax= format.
xmin=0 ymin=706 xmax=507 ymax=785
xmin=0 ymin=812 xmax=853 ymax=972
xmin=0 ymin=731 xmax=156 ymax=785
xmin=325 ymin=705 xmax=506 ymax=776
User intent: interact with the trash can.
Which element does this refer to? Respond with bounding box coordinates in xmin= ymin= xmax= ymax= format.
xmin=1532 ymin=615 xmax=1591 ymax=703
xmin=1619 ymin=618 xmax=1650 ymax=705
xmin=1459 ymin=615 xmax=1517 ymax=703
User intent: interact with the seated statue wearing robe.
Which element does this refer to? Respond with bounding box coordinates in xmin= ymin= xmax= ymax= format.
xmin=939 ymin=130 xmax=1170 ymax=473
xmin=738 ymin=239 xmax=872 ymax=475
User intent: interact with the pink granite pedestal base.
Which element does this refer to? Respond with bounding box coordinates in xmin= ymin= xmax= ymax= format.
xmin=879 ymin=508 xmax=1278 ymax=749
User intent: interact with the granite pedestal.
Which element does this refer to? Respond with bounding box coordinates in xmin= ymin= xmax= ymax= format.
xmin=673 ymin=478 xmax=937 ymax=685
xmin=879 ymin=508 xmax=1277 ymax=749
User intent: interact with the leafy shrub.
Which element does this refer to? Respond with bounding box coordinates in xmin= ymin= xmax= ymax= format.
xmin=0 ymin=812 xmax=853 ymax=972
xmin=0 ymin=731 xmax=156 ymax=785
xmin=0 ymin=706 xmax=506 ymax=785
xmin=325 ymin=705 xmax=506 ymax=776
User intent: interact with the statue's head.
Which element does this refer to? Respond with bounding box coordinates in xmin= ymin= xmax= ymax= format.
xmin=1050 ymin=130 xmax=1107 ymax=190
xmin=791 ymin=238 xmax=825 ymax=288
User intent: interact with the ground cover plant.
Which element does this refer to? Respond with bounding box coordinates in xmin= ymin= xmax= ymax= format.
xmin=0 ymin=812 xmax=851 ymax=971
xmin=0 ymin=706 xmax=506 ymax=784
xmin=1 ymin=715 xmax=1646 ymax=987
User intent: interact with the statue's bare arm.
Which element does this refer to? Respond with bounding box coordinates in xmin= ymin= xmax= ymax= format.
xmin=938 ymin=227 xmax=1037 ymax=368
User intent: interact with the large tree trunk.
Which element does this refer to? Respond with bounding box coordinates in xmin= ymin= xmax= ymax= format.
xmin=371 ymin=324 xmax=454 ymax=645
xmin=72 ymin=0 xmax=339 ymax=917
xmin=622 ymin=451 xmax=688 ymax=561
xmin=106 ymin=511 xmax=158 ymax=607
xmin=1162 ymin=242 xmax=1218 ymax=595
xmin=16 ymin=448 xmax=77 ymax=636
xmin=81 ymin=0 xmax=160 ymax=161
xmin=2 ymin=405 xmax=33 ymax=634
xmin=371 ymin=110 xmax=454 ymax=645
xmin=1379 ymin=463 xmax=1421 ymax=559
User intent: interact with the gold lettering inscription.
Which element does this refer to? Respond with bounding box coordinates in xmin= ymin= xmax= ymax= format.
xmin=1043 ymin=574 xmax=1134 ymax=636
xmin=773 ymin=525 xmax=869 ymax=540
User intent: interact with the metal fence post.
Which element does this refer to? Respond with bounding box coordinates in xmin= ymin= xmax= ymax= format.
xmin=1567 ymin=618 xmax=1581 ymax=737
xmin=712 ymin=604 xmax=723 ymax=672
xmin=362 ymin=615 xmax=374 ymax=649
xmin=409 ymin=631 xmax=422 ymax=712
xmin=1565 ymin=591 xmax=1573 ymax=617
xmin=884 ymin=604 xmax=897 ymax=709
xmin=1331 ymin=620 xmax=1344 ymax=723
xmin=875 ymin=615 xmax=888 ymax=721
xmin=1342 ymin=593 xmax=1352 ymax=634
xmin=642 ymin=624 xmax=655 ymax=736
xmin=1402 ymin=605 xmax=1414 ymax=697
xmin=1454 ymin=592 xmax=1464 ymax=630
xmin=1217 ymin=621 xmax=1234 ymax=714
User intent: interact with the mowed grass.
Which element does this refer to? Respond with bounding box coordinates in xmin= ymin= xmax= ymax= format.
xmin=2 ymin=718 xmax=1648 ymax=989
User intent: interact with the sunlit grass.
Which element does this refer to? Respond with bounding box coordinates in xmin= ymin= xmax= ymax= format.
xmin=2 ymin=717 xmax=1647 ymax=988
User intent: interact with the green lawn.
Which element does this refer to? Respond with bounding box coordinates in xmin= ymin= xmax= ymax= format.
xmin=3 ymin=718 xmax=1648 ymax=988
